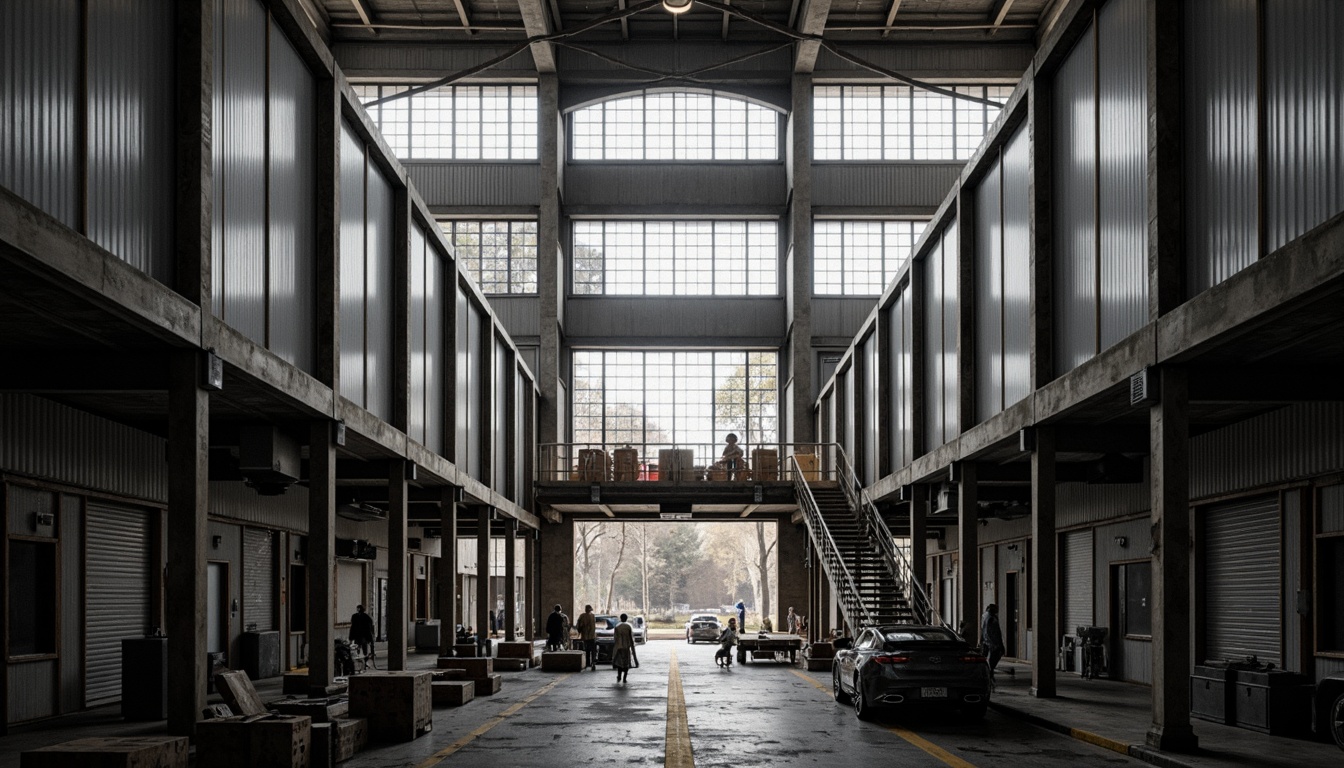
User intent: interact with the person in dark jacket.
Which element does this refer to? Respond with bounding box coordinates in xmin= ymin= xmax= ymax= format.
xmin=350 ymin=605 xmax=376 ymax=661
xmin=980 ymin=603 xmax=1005 ymax=674
xmin=545 ymin=604 xmax=566 ymax=652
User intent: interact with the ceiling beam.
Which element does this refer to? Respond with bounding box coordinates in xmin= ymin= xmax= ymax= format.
xmin=793 ymin=0 xmax=833 ymax=73
xmin=880 ymin=0 xmax=902 ymax=39
xmin=986 ymin=0 xmax=1016 ymax=36
xmin=618 ymin=0 xmax=629 ymax=39
xmin=738 ymin=503 xmax=761 ymax=518
xmin=450 ymin=0 xmax=475 ymax=36
xmin=347 ymin=0 xmax=376 ymax=34
xmin=517 ymin=0 xmax=558 ymax=72
xmin=721 ymin=0 xmax=731 ymax=40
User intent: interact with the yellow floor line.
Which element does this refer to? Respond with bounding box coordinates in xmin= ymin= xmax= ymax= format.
xmin=415 ymin=674 xmax=571 ymax=768
xmin=789 ymin=668 xmax=978 ymax=768
xmin=665 ymin=649 xmax=695 ymax=768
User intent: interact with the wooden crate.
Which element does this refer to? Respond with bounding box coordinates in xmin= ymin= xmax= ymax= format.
xmin=22 ymin=736 xmax=189 ymax=768
xmin=792 ymin=453 xmax=820 ymax=480
xmin=576 ymin=449 xmax=610 ymax=481
xmin=751 ymin=449 xmax=779 ymax=480
xmin=472 ymin=673 xmax=503 ymax=695
xmin=657 ymin=449 xmax=693 ymax=482
xmin=541 ymin=651 xmax=585 ymax=671
xmin=347 ymin=672 xmax=432 ymax=743
xmin=270 ymin=698 xmax=349 ymax=723
xmin=436 ymin=657 xmax=492 ymax=677
xmin=432 ymin=680 xmax=475 ymax=706
xmin=196 ymin=715 xmax=312 ymax=768
xmin=612 ymin=448 xmax=639 ymax=481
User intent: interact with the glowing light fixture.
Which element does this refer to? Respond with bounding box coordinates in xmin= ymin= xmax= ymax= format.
xmin=663 ymin=0 xmax=693 ymax=14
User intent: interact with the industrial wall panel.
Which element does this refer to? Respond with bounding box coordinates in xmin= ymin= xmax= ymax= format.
xmin=840 ymin=365 xmax=854 ymax=463
xmin=1264 ymin=1 xmax=1344 ymax=254
xmin=1052 ymin=27 xmax=1098 ymax=376
xmin=365 ymin=163 xmax=396 ymax=420
xmin=216 ymin=0 xmax=267 ymax=343
xmin=861 ymin=333 xmax=878 ymax=484
xmin=941 ymin=225 xmax=959 ymax=443
xmin=406 ymin=163 xmax=541 ymax=208
xmin=209 ymin=480 xmax=309 ymax=533
xmin=425 ymin=241 xmax=446 ymax=455
xmin=0 ymin=0 xmax=79 ymax=230
xmin=899 ymin=291 xmax=914 ymax=467
xmin=335 ymin=41 xmax=541 ymax=80
xmin=456 ymin=287 xmax=470 ymax=465
xmin=268 ymin=22 xmax=317 ymax=373
xmin=887 ymin=296 xmax=906 ymax=468
xmin=1001 ymin=124 xmax=1031 ymax=407
xmin=339 ymin=122 xmax=367 ymax=406
xmin=1096 ymin=0 xmax=1147 ymax=350
xmin=1203 ymin=495 xmax=1281 ymax=666
xmin=566 ymin=297 xmax=786 ymax=341
xmin=923 ymin=240 xmax=945 ymax=450
xmin=974 ymin=162 xmax=1004 ymax=422
xmin=1183 ymin=0 xmax=1258 ymax=296
xmin=60 ymin=495 xmax=83 ymax=712
xmin=1282 ymin=490 xmax=1302 ymax=673
xmin=7 ymin=661 xmax=57 ymax=723
xmin=0 ymin=394 xmax=168 ymax=503
xmin=1061 ymin=530 xmax=1094 ymax=633
xmin=487 ymin=297 xmax=542 ymax=341
xmin=243 ymin=527 xmax=276 ymax=632
xmin=86 ymin=0 xmax=176 ymax=286
xmin=810 ymin=164 xmax=962 ymax=210
xmin=812 ymin=297 xmax=881 ymax=341
xmin=85 ymin=502 xmax=152 ymax=706
xmin=495 ymin=338 xmax=509 ymax=494
xmin=565 ymin=163 xmax=786 ymax=209
xmin=812 ymin=43 xmax=1033 ymax=81
xmin=1056 ymin=470 xmax=1150 ymax=529
xmin=1323 ymin=485 xmax=1344 ymax=535
xmin=1190 ymin=403 xmax=1344 ymax=501
xmin=467 ymin=303 xmax=484 ymax=481
xmin=410 ymin=226 xmax=428 ymax=445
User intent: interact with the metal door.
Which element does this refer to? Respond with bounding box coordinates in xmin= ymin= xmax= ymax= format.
xmin=1061 ymin=530 xmax=1094 ymax=634
xmin=242 ymin=528 xmax=275 ymax=632
xmin=1203 ymin=495 xmax=1281 ymax=665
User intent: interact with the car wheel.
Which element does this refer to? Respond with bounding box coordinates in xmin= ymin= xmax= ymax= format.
xmin=832 ymin=667 xmax=851 ymax=704
xmin=1331 ymin=691 xmax=1344 ymax=750
xmin=962 ymin=703 xmax=987 ymax=722
xmin=854 ymin=678 xmax=877 ymax=721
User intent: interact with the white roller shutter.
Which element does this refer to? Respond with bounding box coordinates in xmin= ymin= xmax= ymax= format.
xmin=337 ymin=560 xmax=365 ymax=626
xmin=85 ymin=503 xmax=152 ymax=706
xmin=1203 ymin=496 xmax=1280 ymax=666
xmin=243 ymin=528 xmax=275 ymax=632
xmin=1061 ymin=530 xmax=1093 ymax=634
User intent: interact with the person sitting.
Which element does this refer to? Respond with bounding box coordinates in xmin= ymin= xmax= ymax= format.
xmin=721 ymin=433 xmax=745 ymax=480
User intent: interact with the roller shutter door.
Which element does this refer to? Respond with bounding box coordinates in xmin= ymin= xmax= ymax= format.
xmin=243 ymin=528 xmax=275 ymax=632
xmin=85 ymin=503 xmax=151 ymax=706
xmin=1061 ymin=530 xmax=1093 ymax=634
xmin=1203 ymin=496 xmax=1280 ymax=666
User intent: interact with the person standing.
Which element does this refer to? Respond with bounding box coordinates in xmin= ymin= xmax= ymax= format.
xmin=576 ymin=605 xmax=598 ymax=670
xmin=545 ymin=604 xmax=566 ymax=652
xmin=349 ymin=605 xmax=375 ymax=663
xmin=980 ymin=603 xmax=1005 ymax=674
xmin=735 ymin=600 xmax=746 ymax=635
xmin=612 ymin=613 xmax=636 ymax=683
xmin=786 ymin=606 xmax=798 ymax=634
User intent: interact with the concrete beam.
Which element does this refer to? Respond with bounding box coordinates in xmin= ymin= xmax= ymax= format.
xmin=307 ymin=420 xmax=338 ymax=692
xmin=788 ymin=75 xmax=816 ymax=444
xmin=388 ymin=459 xmax=410 ymax=669
xmin=477 ymin=507 xmax=492 ymax=653
xmin=505 ymin=517 xmax=518 ymax=639
xmin=956 ymin=462 xmax=979 ymax=642
xmin=437 ymin=491 xmax=459 ymax=656
xmin=515 ymin=0 xmax=558 ymax=72
xmin=792 ymin=0 xmax=833 ymax=73
xmin=1029 ymin=426 xmax=1056 ymax=698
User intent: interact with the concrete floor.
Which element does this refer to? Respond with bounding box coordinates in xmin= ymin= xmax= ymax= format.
xmin=5 ymin=641 xmax=1339 ymax=767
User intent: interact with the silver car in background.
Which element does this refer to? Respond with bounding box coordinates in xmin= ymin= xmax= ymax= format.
xmin=684 ymin=614 xmax=722 ymax=643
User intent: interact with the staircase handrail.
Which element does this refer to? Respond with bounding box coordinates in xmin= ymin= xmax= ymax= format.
xmin=833 ymin=447 xmax=945 ymax=630
xmin=790 ymin=455 xmax=875 ymax=631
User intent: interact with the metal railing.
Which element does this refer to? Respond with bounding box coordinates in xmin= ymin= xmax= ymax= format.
xmin=791 ymin=454 xmax=874 ymax=632
xmin=537 ymin=441 xmax=837 ymax=483
xmin=834 ymin=446 xmax=944 ymax=630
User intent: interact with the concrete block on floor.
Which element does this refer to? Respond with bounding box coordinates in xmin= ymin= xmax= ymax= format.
xmin=494 ymin=657 xmax=528 ymax=672
xmin=196 ymin=714 xmax=312 ymax=768
xmin=805 ymin=658 xmax=833 ymax=672
xmin=214 ymin=670 xmax=268 ymax=716
xmin=347 ymin=672 xmax=432 ymax=743
xmin=269 ymin=697 xmax=348 ymax=723
xmin=472 ymin=673 xmax=503 ymax=695
xmin=20 ymin=736 xmax=189 ymax=768
xmin=437 ymin=657 xmax=492 ymax=677
xmin=542 ymin=651 xmax=585 ymax=671
xmin=432 ymin=680 xmax=475 ymax=706
xmin=453 ymin=643 xmax=478 ymax=657
xmin=496 ymin=641 xmax=541 ymax=659
xmin=432 ymin=668 xmax=468 ymax=681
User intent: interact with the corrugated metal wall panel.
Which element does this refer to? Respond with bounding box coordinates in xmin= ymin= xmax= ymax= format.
xmin=410 ymin=225 xmax=428 ymax=445
xmin=365 ymin=162 xmax=395 ymax=420
xmin=941 ymin=225 xmax=959 ymax=443
xmin=425 ymin=242 xmax=446 ymax=455
xmin=85 ymin=502 xmax=151 ymax=706
xmin=209 ymin=480 xmax=309 ymax=533
xmin=467 ymin=303 xmax=484 ymax=480
xmin=86 ymin=0 xmax=176 ymax=286
xmin=406 ymin=163 xmax=542 ymax=208
xmin=1057 ymin=472 xmax=1150 ymax=529
xmin=1322 ymin=485 xmax=1344 ymax=534
xmin=887 ymin=295 xmax=906 ymax=468
xmin=974 ymin=162 xmax=1004 ymax=423
xmin=60 ymin=495 xmax=83 ymax=712
xmin=488 ymin=297 xmax=542 ymax=341
xmin=0 ymin=0 xmax=79 ymax=230
xmin=0 ymin=394 xmax=167 ymax=502
xmin=812 ymin=297 xmax=881 ymax=340
xmin=1062 ymin=530 xmax=1094 ymax=633
xmin=8 ymin=662 xmax=57 ymax=722
xmin=1001 ymin=124 xmax=1031 ymax=407
xmin=923 ymin=241 xmax=945 ymax=450
xmin=899 ymin=291 xmax=913 ymax=466
xmin=339 ymin=122 xmax=367 ymax=407
xmin=243 ymin=527 xmax=276 ymax=632
xmin=1264 ymin=0 xmax=1344 ymax=254
xmin=1190 ymin=403 xmax=1344 ymax=500
xmin=216 ymin=0 xmax=267 ymax=343
xmin=1096 ymin=0 xmax=1147 ymax=350
xmin=809 ymin=164 xmax=962 ymax=210
xmin=1183 ymin=0 xmax=1257 ymax=296
xmin=1052 ymin=26 xmax=1097 ymax=376
xmin=268 ymin=22 xmax=316 ymax=373
xmin=862 ymin=333 xmax=878 ymax=484
xmin=1203 ymin=496 xmax=1281 ymax=666
xmin=495 ymin=338 xmax=509 ymax=493
xmin=1282 ymin=490 xmax=1302 ymax=673
xmin=455 ymin=287 xmax=470 ymax=465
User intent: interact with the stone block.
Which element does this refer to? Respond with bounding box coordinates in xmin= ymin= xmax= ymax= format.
xmin=331 ymin=718 xmax=366 ymax=762
xmin=494 ymin=657 xmax=527 ymax=672
xmin=310 ymin=724 xmax=332 ymax=768
xmin=436 ymin=657 xmax=492 ymax=677
xmin=269 ymin=698 xmax=348 ymax=723
xmin=432 ymin=669 xmax=468 ymax=681
xmin=495 ymin=641 xmax=537 ymax=659
xmin=196 ymin=714 xmax=312 ymax=768
xmin=432 ymin=680 xmax=475 ymax=706
xmin=472 ymin=673 xmax=502 ymax=695
xmin=453 ymin=643 xmax=478 ymax=657
xmin=541 ymin=651 xmax=585 ymax=671
xmin=347 ymin=672 xmax=432 ymax=743
xmin=214 ymin=670 xmax=268 ymax=716
xmin=805 ymin=658 xmax=833 ymax=672
xmin=21 ymin=736 xmax=189 ymax=768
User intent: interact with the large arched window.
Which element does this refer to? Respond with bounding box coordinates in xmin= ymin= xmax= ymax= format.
xmin=570 ymin=90 xmax=781 ymax=161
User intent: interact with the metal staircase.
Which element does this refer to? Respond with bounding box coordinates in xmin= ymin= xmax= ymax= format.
xmin=792 ymin=448 xmax=943 ymax=633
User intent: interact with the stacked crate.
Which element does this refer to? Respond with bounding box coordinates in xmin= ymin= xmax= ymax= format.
xmin=612 ymin=447 xmax=639 ymax=481
xmin=576 ymin=449 xmax=610 ymax=481
xmin=751 ymin=449 xmax=778 ymax=480
xmin=347 ymin=672 xmax=432 ymax=742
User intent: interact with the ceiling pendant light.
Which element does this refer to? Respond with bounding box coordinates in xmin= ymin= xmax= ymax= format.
xmin=663 ymin=0 xmax=693 ymax=14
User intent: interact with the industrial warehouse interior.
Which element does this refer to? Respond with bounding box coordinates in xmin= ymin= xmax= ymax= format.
xmin=2 ymin=0 xmax=1344 ymax=766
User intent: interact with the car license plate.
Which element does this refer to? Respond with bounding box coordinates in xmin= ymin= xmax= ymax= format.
xmin=921 ymin=687 xmax=948 ymax=698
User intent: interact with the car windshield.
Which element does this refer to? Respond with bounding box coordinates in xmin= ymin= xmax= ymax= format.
xmin=881 ymin=628 xmax=960 ymax=644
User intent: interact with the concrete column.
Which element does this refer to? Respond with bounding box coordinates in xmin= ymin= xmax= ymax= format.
xmin=816 ymin=550 xmax=832 ymax=638
xmin=505 ymin=518 xmax=518 ymax=640
xmin=387 ymin=460 xmax=409 ymax=670
xmin=536 ymin=74 xmax=563 ymax=456
xmin=307 ymin=420 xmax=337 ymax=693
xmin=539 ymin=518 xmax=574 ymax=628
xmin=909 ymin=487 xmax=928 ymax=622
xmin=955 ymin=187 xmax=977 ymax=430
xmin=1148 ymin=0 xmax=1184 ymax=319
xmin=166 ymin=352 xmax=208 ymax=736
xmin=437 ymin=491 xmax=458 ymax=657
xmin=314 ymin=77 xmax=342 ymax=391
xmin=1030 ymin=427 xmax=1058 ymax=698
xmin=957 ymin=463 xmax=979 ymax=642
xmin=477 ymin=508 xmax=492 ymax=652
xmin=524 ymin=528 xmax=537 ymax=639
xmin=777 ymin=519 xmax=809 ymax=637
xmin=787 ymin=74 xmax=815 ymax=446
xmin=1146 ymin=367 xmax=1198 ymax=751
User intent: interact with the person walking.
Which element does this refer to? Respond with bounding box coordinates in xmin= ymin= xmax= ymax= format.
xmin=545 ymin=604 xmax=566 ymax=652
xmin=980 ymin=603 xmax=1005 ymax=675
xmin=612 ymin=613 xmax=636 ymax=683
xmin=576 ymin=605 xmax=598 ymax=670
xmin=786 ymin=606 xmax=798 ymax=634
xmin=349 ymin=605 xmax=375 ymax=665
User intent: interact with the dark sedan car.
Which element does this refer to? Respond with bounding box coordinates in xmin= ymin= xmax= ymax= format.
xmin=832 ymin=625 xmax=990 ymax=721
